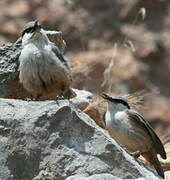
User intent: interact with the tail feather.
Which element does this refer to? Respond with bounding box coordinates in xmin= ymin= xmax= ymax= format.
xmin=153 ymin=157 xmax=164 ymax=179
xmin=142 ymin=152 xmax=165 ymax=179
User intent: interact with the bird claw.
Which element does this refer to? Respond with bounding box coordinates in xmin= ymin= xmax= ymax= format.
xmin=55 ymin=95 xmax=65 ymax=105
xmin=129 ymin=150 xmax=142 ymax=158
xmin=56 ymin=95 xmax=65 ymax=100
xmin=122 ymin=146 xmax=142 ymax=158
xmin=25 ymin=98 xmax=32 ymax=101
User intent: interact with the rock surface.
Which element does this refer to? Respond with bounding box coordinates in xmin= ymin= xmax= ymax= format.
xmin=66 ymin=174 xmax=156 ymax=180
xmin=0 ymin=41 xmax=21 ymax=98
xmin=66 ymin=174 xmax=122 ymax=180
xmin=71 ymin=88 xmax=93 ymax=110
xmin=0 ymin=98 xmax=161 ymax=180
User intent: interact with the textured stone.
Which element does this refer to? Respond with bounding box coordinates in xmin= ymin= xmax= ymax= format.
xmin=72 ymin=88 xmax=93 ymax=110
xmin=66 ymin=174 xmax=157 ymax=180
xmin=0 ymin=41 xmax=21 ymax=98
xmin=0 ymin=98 xmax=161 ymax=180
xmin=66 ymin=174 xmax=121 ymax=180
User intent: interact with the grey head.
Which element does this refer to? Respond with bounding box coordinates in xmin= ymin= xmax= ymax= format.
xmin=21 ymin=20 xmax=48 ymax=46
xmin=22 ymin=20 xmax=42 ymax=36
xmin=102 ymin=93 xmax=130 ymax=110
xmin=21 ymin=20 xmax=70 ymax=69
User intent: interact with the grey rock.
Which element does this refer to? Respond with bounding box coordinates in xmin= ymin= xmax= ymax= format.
xmin=67 ymin=174 xmax=160 ymax=180
xmin=66 ymin=174 xmax=121 ymax=180
xmin=0 ymin=41 xmax=21 ymax=98
xmin=72 ymin=88 xmax=93 ymax=110
xmin=0 ymin=98 xmax=161 ymax=180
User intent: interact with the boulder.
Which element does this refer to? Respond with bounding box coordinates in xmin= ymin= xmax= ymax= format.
xmin=0 ymin=98 xmax=161 ymax=180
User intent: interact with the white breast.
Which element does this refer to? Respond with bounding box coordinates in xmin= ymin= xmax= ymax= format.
xmin=105 ymin=110 xmax=130 ymax=130
xmin=105 ymin=108 xmax=148 ymax=152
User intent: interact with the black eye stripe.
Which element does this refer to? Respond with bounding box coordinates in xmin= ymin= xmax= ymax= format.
xmin=22 ymin=28 xmax=33 ymax=36
xmin=21 ymin=21 xmax=42 ymax=36
xmin=26 ymin=28 xmax=32 ymax=33
xmin=111 ymin=98 xmax=130 ymax=109
xmin=22 ymin=25 xmax=42 ymax=36
xmin=102 ymin=94 xmax=130 ymax=109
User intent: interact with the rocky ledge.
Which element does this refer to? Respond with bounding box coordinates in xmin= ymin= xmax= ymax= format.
xmin=0 ymin=98 xmax=161 ymax=180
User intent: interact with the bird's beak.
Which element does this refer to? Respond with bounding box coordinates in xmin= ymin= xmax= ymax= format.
xmin=101 ymin=93 xmax=118 ymax=103
xmin=101 ymin=93 xmax=112 ymax=101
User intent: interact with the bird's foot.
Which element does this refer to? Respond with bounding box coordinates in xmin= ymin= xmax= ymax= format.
xmin=25 ymin=98 xmax=32 ymax=101
xmin=56 ymin=95 xmax=65 ymax=100
xmin=122 ymin=146 xmax=142 ymax=158
xmin=55 ymin=95 xmax=65 ymax=105
xmin=129 ymin=150 xmax=142 ymax=158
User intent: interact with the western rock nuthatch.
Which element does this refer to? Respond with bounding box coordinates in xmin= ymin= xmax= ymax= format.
xmin=102 ymin=93 xmax=166 ymax=178
xmin=19 ymin=20 xmax=75 ymax=100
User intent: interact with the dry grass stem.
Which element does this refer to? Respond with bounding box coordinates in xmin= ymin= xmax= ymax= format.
xmin=139 ymin=7 xmax=146 ymax=20
xmin=123 ymin=7 xmax=146 ymax=51
xmin=101 ymin=43 xmax=117 ymax=94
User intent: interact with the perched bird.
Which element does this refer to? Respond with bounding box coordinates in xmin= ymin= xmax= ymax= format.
xmin=19 ymin=20 xmax=75 ymax=100
xmin=102 ymin=93 xmax=166 ymax=178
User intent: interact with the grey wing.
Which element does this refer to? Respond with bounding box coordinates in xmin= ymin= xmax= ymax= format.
xmin=126 ymin=109 xmax=166 ymax=159
xmin=51 ymin=43 xmax=70 ymax=69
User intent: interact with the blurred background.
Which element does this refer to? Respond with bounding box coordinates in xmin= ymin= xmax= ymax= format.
xmin=0 ymin=0 xmax=170 ymax=139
